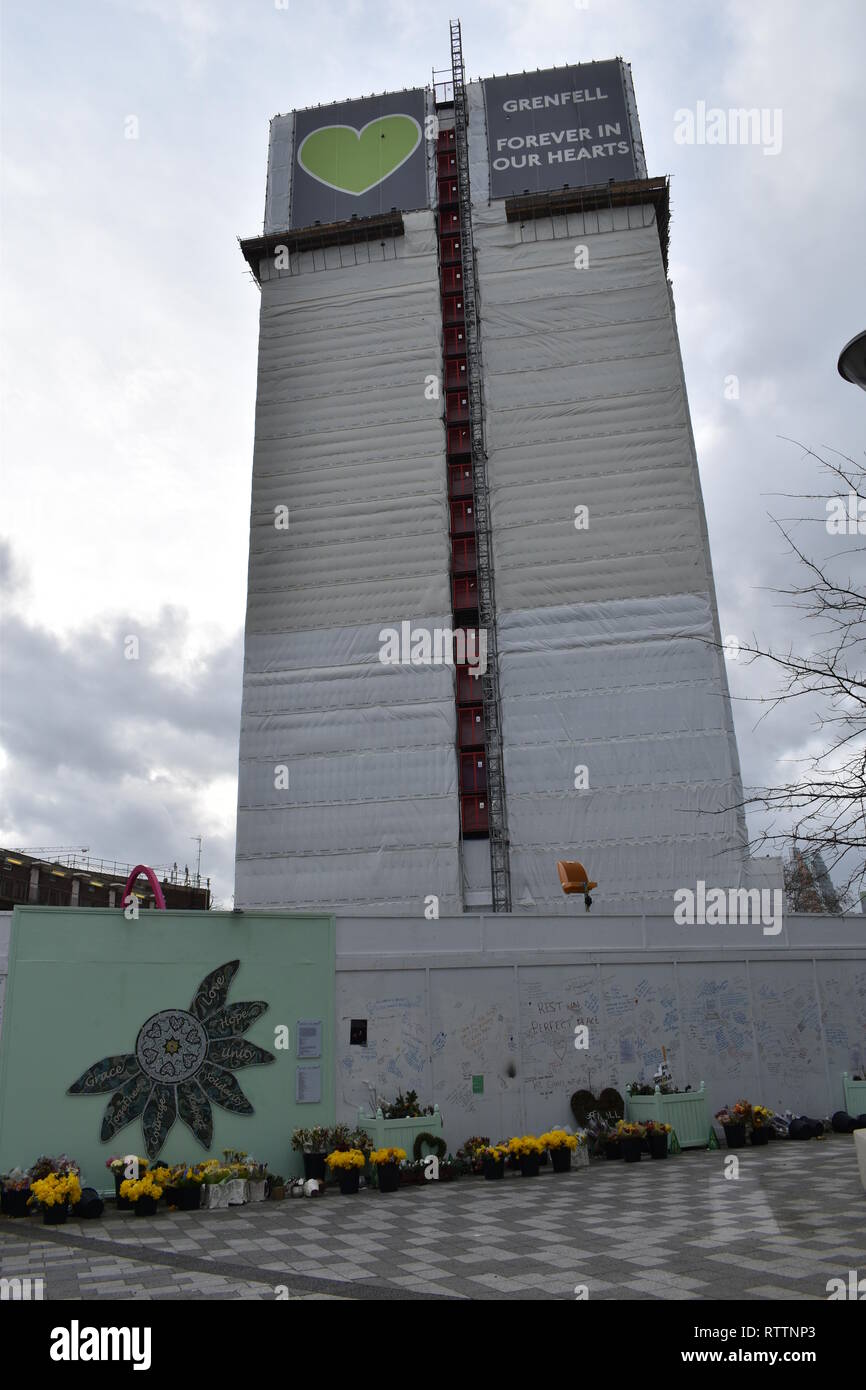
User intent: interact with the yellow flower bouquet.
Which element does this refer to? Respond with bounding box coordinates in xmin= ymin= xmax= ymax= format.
xmin=30 ymin=1172 xmax=81 ymax=1208
xmin=327 ymin=1147 xmax=366 ymax=1195
xmin=176 ymin=1164 xmax=207 ymax=1187
xmin=369 ymin=1146 xmax=406 ymax=1193
xmin=540 ymin=1129 xmax=578 ymax=1151
xmin=540 ymin=1129 xmax=580 ymax=1172
xmin=749 ymin=1104 xmax=775 ymax=1145
xmin=119 ymin=1167 xmax=169 ymax=1210
xmin=199 ymin=1160 xmax=232 ymax=1184
xmin=506 ymin=1134 xmax=545 ymax=1176
xmin=506 ymin=1134 xmax=544 ymax=1156
xmin=325 ymin=1148 xmax=366 ymax=1171
xmin=29 ymin=1171 xmax=81 ymax=1224
xmin=369 ymin=1147 xmax=406 ymax=1165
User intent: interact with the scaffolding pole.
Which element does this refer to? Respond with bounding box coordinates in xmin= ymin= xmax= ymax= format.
xmin=450 ymin=19 xmax=512 ymax=913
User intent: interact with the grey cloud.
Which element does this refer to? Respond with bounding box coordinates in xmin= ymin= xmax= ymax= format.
xmin=1 ymin=600 xmax=242 ymax=904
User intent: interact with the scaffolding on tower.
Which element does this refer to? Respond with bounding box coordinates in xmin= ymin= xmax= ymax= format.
xmin=450 ymin=19 xmax=512 ymax=913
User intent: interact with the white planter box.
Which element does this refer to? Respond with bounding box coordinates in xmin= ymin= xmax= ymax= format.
xmin=201 ymin=1183 xmax=231 ymax=1210
xmin=247 ymin=1180 xmax=267 ymax=1203
xmin=356 ymin=1106 xmax=443 ymax=1158
xmin=574 ymin=1144 xmax=589 ymax=1170
xmin=855 ymin=1130 xmax=866 ymax=1193
xmin=843 ymin=1072 xmax=866 ymax=1116
xmin=201 ymin=1178 xmax=249 ymax=1208
xmin=626 ymin=1083 xmax=710 ymax=1149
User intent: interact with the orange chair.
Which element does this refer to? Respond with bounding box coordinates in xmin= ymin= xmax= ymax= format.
xmin=556 ymin=861 xmax=597 ymax=911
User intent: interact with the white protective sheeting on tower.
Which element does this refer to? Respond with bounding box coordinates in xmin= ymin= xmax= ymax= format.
xmin=466 ymin=99 xmax=749 ymax=912
xmin=236 ymin=212 xmax=463 ymax=914
xmin=263 ymin=113 xmax=294 ymax=235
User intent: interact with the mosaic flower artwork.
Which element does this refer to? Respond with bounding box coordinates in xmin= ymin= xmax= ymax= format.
xmin=67 ymin=961 xmax=275 ymax=1158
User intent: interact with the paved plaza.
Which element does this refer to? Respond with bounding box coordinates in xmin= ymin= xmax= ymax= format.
xmin=1 ymin=1136 xmax=863 ymax=1301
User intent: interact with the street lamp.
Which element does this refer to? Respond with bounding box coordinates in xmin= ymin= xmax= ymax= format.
xmin=838 ymin=330 xmax=866 ymax=392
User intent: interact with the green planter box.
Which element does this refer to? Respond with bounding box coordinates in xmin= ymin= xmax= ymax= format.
xmin=626 ymin=1082 xmax=709 ymax=1149
xmin=843 ymin=1073 xmax=866 ymax=1116
xmin=356 ymin=1106 xmax=443 ymax=1158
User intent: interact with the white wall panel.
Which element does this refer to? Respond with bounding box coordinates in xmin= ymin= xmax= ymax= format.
xmin=474 ymin=200 xmax=748 ymax=913
xmin=335 ymin=915 xmax=866 ymax=1147
xmin=236 ymin=210 xmax=460 ymax=913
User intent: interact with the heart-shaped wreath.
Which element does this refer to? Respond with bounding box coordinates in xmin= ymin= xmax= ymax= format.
xmin=570 ymin=1087 xmax=624 ymax=1128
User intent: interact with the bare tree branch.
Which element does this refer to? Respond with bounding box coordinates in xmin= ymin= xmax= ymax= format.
xmin=691 ymin=445 xmax=865 ymax=906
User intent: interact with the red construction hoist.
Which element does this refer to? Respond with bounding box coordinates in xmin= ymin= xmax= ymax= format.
xmin=435 ymin=20 xmax=512 ymax=909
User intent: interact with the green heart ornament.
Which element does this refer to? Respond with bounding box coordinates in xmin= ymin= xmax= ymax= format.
xmin=297 ymin=115 xmax=422 ymax=196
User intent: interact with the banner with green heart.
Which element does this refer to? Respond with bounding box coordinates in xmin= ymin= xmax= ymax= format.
xmin=298 ymin=115 xmax=422 ymax=196
xmin=289 ymin=89 xmax=428 ymax=229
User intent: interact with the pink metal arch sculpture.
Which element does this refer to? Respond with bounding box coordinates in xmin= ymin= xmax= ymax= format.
xmin=120 ymin=864 xmax=166 ymax=911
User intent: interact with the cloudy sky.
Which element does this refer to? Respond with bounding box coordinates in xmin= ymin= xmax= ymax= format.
xmin=2 ymin=0 xmax=864 ymax=907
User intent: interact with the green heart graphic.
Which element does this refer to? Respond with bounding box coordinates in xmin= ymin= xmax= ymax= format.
xmin=297 ymin=115 xmax=422 ymax=196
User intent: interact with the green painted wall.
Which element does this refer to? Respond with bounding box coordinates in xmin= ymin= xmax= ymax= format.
xmin=0 ymin=907 xmax=335 ymax=1191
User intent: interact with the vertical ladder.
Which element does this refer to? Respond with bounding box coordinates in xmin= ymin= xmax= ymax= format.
xmin=450 ymin=19 xmax=512 ymax=913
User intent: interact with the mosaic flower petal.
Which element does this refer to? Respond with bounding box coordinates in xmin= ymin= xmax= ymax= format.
xmin=207 ymin=1038 xmax=276 ymax=1070
xmin=189 ymin=960 xmax=240 ymax=1021
xmin=177 ymin=1080 xmax=213 ymax=1149
xmin=67 ymin=1054 xmax=140 ymax=1096
xmin=100 ymin=1072 xmax=153 ymax=1141
xmin=197 ymin=1060 xmax=255 ymax=1114
xmin=203 ymin=1001 xmax=268 ymax=1040
xmin=142 ymin=1083 xmax=177 ymax=1159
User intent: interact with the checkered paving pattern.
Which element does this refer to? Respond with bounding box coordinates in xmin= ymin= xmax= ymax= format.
xmin=1 ymin=1137 xmax=863 ymax=1300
